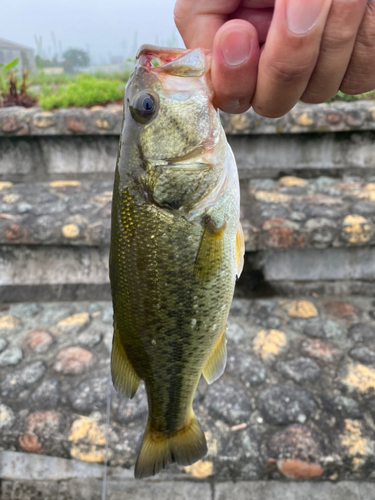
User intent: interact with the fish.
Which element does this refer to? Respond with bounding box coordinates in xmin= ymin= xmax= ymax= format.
xmin=109 ymin=44 xmax=244 ymax=479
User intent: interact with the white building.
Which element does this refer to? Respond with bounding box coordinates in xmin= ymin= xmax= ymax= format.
xmin=0 ymin=38 xmax=35 ymax=71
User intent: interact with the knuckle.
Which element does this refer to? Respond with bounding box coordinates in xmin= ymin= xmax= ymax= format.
xmin=340 ymin=76 xmax=375 ymax=95
xmin=301 ymin=89 xmax=337 ymax=104
xmin=337 ymin=0 xmax=368 ymax=10
xmin=268 ymin=58 xmax=314 ymax=85
xmin=320 ymin=0 xmax=367 ymax=50
xmin=322 ymin=29 xmax=356 ymax=50
xmin=173 ymin=2 xmax=192 ymax=34
xmin=173 ymin=4 xmax=184 ymax=32
xmin=252 ymin=101 xmax=291 ymax=119
xmin=356 ymin=31 xmax=375 ymax=53
xmin=358 ymin=1 xmax=375 ymax=47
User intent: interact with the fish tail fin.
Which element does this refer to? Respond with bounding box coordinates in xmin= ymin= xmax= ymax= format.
xmin=134 ymin=411 xmax=207 ymax=479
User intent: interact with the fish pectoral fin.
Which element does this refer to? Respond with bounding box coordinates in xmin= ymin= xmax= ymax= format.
xmin=111 ymin=328 xmax=141 ymax=399
xmin=202 ymin=330 xmax=227 ymax=384
xmin=236 ymin=221 xmax=245 ymax=278
xmin=195 ymin=216 xmax=226 ymax=283
xmin=134 ymin=412 xmax=207 ymax=479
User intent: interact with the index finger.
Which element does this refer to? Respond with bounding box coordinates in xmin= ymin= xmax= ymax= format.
xmin=174 ymin=0 xmax=242 ymax=48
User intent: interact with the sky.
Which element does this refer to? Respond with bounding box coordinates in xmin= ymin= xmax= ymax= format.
xmin=2 ymin=0 xmax=184 ymax=64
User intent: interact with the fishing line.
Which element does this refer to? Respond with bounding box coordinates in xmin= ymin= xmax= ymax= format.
xmin=101 ymin=370 xmax=112 ymax=500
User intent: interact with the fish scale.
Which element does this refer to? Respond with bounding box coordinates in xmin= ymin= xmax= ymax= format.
xmin=109 ymin=45 xmax=244 ymax=478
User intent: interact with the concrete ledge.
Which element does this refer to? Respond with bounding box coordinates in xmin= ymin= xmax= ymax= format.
xmin=2 ymin=480 xmax=375 ymax=500
xmin=215 ymin=481 xmax=375 ymax=500
xmin=263 ymin=280 xmax=375 ymax=299
xmin=0 ymin=246 xmax=109 ymax=286
xmin=1 ymin=101 xmax=375 ymax=137
xmin=262 ymin=248 xmax=375 ymax=282
xmin=2 ymin=132 xmax=375 ymax=182
xmin=0 ymin=450 xmax=109 ymax=481
xmin=1 ymin=478 xmax=211 ymax=500
xmin=0 ymin=284 xmax=111 ymax=303
xmin=1 ymin=452 xmax=375 ymax=500
xmin=0 ymin=136 xmax=118 ymax=182
xmin=230 ymin=131 xmax=375 ymax=179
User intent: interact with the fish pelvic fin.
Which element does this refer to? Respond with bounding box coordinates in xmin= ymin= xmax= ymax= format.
xmin=236 ymin=221 xmax=245 ymax=278
xmin=111 ymin=328 xmax=141 ymax=399
xmin=134 ymin=412 xmax=208 ymax=479
xmin=202 ymin=330 xmax=227 ymax=384
xmin=195 ymin=216 xmax=226 ymax=283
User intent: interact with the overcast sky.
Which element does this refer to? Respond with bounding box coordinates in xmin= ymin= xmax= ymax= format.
xmin=2 ymin=0 xmax=184 ymax=63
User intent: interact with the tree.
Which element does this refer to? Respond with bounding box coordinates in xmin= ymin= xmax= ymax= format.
xmin=62 ymin=49 xmax=90 ymax=73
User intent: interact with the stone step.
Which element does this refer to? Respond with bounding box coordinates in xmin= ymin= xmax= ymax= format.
xmin=1 ymin=102 xmax=375 ymax=183
xmin=1 ymin=176 xmax=375 ymax=301
xmin=1 ymin=176 xmax=375 ymax=251
xmin=1 ymin=297 xmax=375 ymax=482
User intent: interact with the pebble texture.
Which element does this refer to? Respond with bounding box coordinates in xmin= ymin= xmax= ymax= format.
xmin=2 ymin=176 xmax=375 ymax=251
xmin=1 ymin=297 xmax=375 ymax=481
xmin=1 ymin=101 xmax=375 ymax=137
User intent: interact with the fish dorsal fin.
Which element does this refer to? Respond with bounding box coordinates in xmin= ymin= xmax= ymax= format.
xmin=195 ymin=216 xmax=226 ymax=283
xmin=202 ymin=330 xmax=227 ymax=384
xmin=111 ymin=328 xmax=141 ymax=399
xmin=236 ymin=221 xmax=245 ymax=278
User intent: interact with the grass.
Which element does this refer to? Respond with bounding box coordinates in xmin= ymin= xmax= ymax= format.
xmin=38 ymin=74 xmax=125 ymax=110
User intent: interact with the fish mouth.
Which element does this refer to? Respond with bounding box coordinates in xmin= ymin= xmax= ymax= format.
xmin=136 ymin=44 xmax=208 ymax=77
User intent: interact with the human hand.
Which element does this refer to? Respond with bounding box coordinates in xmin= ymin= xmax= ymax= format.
xmin=174 ymin=0 xmax=375 ymax=117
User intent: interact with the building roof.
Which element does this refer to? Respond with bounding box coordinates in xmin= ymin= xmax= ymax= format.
xmin=0 ymin=38 xmax=33 ymax=52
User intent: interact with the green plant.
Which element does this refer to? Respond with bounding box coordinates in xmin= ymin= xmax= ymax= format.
xmin=30 ymin=72 xmax=77 ymax=86
xmin=38 ymin=74 xmax=125 ymax=110
xmin=0 ymin=58 xmax=19 ymax=94
xmin=328 ymin=90 xmax=375 ymax=102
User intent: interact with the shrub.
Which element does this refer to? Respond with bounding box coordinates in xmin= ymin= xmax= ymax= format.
xmin=38 ymin=74 xmax=125 ymax=110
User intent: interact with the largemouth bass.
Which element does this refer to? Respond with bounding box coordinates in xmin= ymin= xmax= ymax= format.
xmin=109 ymin=45 xmax=244 ymax=479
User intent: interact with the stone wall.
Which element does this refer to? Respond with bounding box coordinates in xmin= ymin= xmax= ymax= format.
xmin=1 ymin=101 xmax=375 ymax=299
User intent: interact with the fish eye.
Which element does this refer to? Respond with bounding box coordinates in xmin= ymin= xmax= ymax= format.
xmin=142 ymin=96 xmax=154 ymax=111
xmin=130 ymin=93 xmax=157 ymax=124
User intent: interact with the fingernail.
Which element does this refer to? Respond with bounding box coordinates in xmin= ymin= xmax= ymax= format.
xmin=286 ymin=0 xmax=326 ymax=34
xmin=220 ymin=30 xmax=252 ymax=66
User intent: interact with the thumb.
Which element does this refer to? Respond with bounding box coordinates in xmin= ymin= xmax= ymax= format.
xmin=211 ymin=19 xmax=260 ymax=114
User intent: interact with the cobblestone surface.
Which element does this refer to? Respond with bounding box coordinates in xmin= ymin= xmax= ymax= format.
xmin=1 ymin=101 xmax=375 ymax=137
xmin=1 ymin=297 xmax=375 ymax=481
xmin=2 ymin=176 xmax=375 ymax=251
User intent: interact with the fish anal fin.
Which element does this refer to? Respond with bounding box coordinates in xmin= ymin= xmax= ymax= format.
xmin=134 ymin=412 xmax=207 ymax=479
xmin=111 ymin=328 xmax=141 ymax=399
xmin=195 ymin=216 xmax=226 ymax=283
xmin=202 ymin=330 xmax=227 ymax=384
xmin=236 ymin=221 xmax=245 ymax=278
